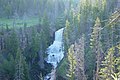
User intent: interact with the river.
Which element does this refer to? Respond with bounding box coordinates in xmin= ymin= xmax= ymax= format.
xmin=44 ymin=28 xmax=64 ymax=80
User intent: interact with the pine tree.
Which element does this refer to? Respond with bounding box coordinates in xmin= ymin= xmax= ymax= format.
xmin=55 ymin=14 xmax=66 ymax=30
xmin=66 ymin=45 xmax=76 ymax=80
xmin=28 ymin=27 xmax=41 ymax=80
xmin=14 ymin=48 xmax=29 ymax=80
xmin=90 ymin=17 xmax=103 ymax=80
xmin=5 ymin=29 xmax=19 ymax=58
xmin=108 ymin=9 xmax=120 ymax=26
xmin=74 ymin=35 xmax=86 ymax=80
xmin=64 ymin=19 xmax=70 ymax=52
xmin=99 ymin=46 xmax=120 ymax=80
xmin=0 ymin=54 xmax=15 ymax=80
xmin=41 ymin=11 xmax=51 ymax=49
xmin=27 ymin=27 xmax=40 ymax=65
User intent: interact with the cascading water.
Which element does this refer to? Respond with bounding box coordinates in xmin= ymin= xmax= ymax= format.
xmin=45 ymin=28 xmax=64 ymax=80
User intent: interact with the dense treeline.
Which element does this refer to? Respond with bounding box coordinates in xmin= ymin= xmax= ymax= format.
xmin=0 ymin=21 xmax=53 ymax=79
xmin=0 ymin=0 xmax=65 ymax=23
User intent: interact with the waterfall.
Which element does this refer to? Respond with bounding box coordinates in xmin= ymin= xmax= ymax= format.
xmin=45 ymin=28 xmax=64 ymax=80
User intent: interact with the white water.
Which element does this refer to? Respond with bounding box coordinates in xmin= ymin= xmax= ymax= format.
xmin=45 ymin=28 xmax=64 ymax=80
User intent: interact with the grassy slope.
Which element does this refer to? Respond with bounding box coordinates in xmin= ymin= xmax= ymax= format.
xmin=0 ymin=17 xmax=39 ymax=28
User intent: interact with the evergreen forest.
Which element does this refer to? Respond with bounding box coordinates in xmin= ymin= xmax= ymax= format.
xmin=0 ymin=0 xmax=120 ymax=80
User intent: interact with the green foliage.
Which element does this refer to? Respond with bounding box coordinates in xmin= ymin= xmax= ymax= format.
xmin=85 ymin=47 xmax=96 ymax=80
xmin=14 ymin=48 xmax=29 ymax=80
xmin=90 ymin=17 xmax=101 ymax=48
xmin=25 ymin=28 xmax=41 ymax=79
xmin=57 ymin=57 xmax=68 ymax=79
xmin=0 ymin=54 xmax=15 ymax=80
xmin=0 ymin=0 xmax=120 ymax=80
xmin=31 ymin=28 xmax=40 ymax=54
xmin=40 ymin=12 xmax=51 ymax=49
xmin=0 ymin=48 xmax=29 ymax=80
xmin=5 ymin=30 xmax=19 ymax=58
xmin=64 ymin=20 xmax=71 ymax=52
xmin=66 ymin=45 xmax=76 ymax=80
xmin=108 ymin=9 xmax=120 ymax=26
xmin=55 ymin=14 xmax=66 ymax=30
xmin=0 ymin=18 xmax=39 ymax=28
xmin=99 ymin=46 xmax=120 ymax=80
